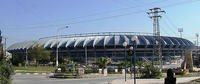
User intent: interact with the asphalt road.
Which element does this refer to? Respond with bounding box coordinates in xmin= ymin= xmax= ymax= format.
xmin=12 ymin=74 xmax=119 ymax=84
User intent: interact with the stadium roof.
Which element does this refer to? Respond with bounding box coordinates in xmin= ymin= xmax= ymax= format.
xmin=8 ymin=32 xmax=194 ymax=50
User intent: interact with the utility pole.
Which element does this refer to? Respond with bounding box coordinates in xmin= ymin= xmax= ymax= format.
xmin=147 ymin=7 xmax=165 ymax=72
xmin=4 ymin=38 xmax=7 ymax=57
xmin=0 ymin=30 xmax=2 ymax=60
xmin=196 ymin=33 xmax=199 ymax=66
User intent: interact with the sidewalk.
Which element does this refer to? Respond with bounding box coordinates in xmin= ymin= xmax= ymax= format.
xmin=108 ymin=77 xmax=200 ymax=84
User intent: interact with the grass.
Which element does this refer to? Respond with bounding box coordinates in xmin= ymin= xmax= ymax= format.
xmin=193 ymin=78 xmax=200 ymax=82
xmin=175 ymin=72 xmax=200 ymax=78
xmin=49 ymin=72 xmax=80 ymax=78
xmin=14 ymin=66 xmax=56 ymax=73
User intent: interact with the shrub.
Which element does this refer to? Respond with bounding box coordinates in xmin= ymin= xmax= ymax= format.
xmin=84 ymin=67 xmax=98 ymax=74
xmin=11 ymin=53 xmax=25 ymax=66
xmin=58 ymin=64 xmax=66 ymax=72
xmin=0 ymin=60 xmax=14 ymax=84
xmin=140 ymin=63 xmax=161 ymax=78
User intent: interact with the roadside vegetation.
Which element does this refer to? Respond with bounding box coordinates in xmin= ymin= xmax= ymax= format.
xmin=0 ymin=39 xmax=14 ymax=84
xmin=137 ymin=62 xmax=161 ymax=78
xmin=14 ymin=66 xmax=55 ymax=73
xmin=11 ymin=46 xmax=200 ymax=79
xmin=12 ymin=47 xmax=54 ymax=73
xmin=0 ymin=59 xmax=14 ymax=84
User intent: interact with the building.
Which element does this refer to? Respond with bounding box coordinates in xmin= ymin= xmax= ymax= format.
xmin=8 ymin=32 xmax=194 ymax=64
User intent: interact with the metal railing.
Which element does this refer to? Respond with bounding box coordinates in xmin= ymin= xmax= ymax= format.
xmin=39 ymin=32 xmax=153 ymax=40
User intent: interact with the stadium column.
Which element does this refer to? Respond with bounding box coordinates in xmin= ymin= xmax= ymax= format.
xmin=168 ymin=47 xmax=170 ymax=64
xmin=85 ymin=46 xmax=88 ymax=65
xmin=67 ymin=48 xmax=71 ymax=59
xmin=94 ymin=47 xmax=97 ymax=62
xmin=104 ymin=46 xmax=106 ymax=57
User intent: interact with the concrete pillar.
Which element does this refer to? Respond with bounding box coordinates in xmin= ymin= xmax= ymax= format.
xmin=115 ymin=69 xmax=118 ymax=73
xmin=103 ymin=69 xmax=107 ymax=76
xmin=99 ymin=69 xmax=102 ymax=74
xmin=122 ymin=69 xmax=125 ymax=75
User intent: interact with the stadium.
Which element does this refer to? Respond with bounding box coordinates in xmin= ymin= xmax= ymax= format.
xmin=8 ymin=32 xmax=195 ymax=64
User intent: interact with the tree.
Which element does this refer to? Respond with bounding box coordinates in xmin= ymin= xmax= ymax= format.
xmin=0 ymin=59 xmax=14 ymax=84
xmin=0 ymin=30 xmax=14 ymax=84
xmin=118 ymin=61 xmax=130 ymax=69
xmin=140 ymin=63 xmax=161 ymax=78
xmin=96 ymin=57 xmax=111 ymax=69
xmin=28 ymin=47 xmax=51 ymax=65
xmin=11 ymin=53 xmax=25 ymax=66
xmin=58 ymin=57 xmax=73 ymax=64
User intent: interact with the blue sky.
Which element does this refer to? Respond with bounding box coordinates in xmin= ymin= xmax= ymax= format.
xmin=0 ymin=0 xmax=200 ymax=47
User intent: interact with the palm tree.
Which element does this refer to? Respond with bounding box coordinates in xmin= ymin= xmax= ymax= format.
xmin=96 ymin=57 xmax=111 ymax=73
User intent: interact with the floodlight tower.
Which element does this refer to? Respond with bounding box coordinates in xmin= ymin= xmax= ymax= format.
xmin=178 ymin=28 xmax=183 ymax=38
xmin=147 ymin=7 xmax=165 ymax=72
xmin=178 ymin=28 xmax=184 ymax=59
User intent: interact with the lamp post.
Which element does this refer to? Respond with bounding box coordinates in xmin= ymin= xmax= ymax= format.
xmin=25 ymin=48 xmax=28 ymax=67
xmin=131 ymin=36 xmax=138 ymax=84
xmin=129 ymin=46 xmax=133 ymax=79
xmin=56 ymin=26 xmax=69 ymax=68
xmin=123 ymin=42 xmax=128 ymax=82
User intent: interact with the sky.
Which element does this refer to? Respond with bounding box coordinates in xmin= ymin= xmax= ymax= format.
xmin=0 ymin=0 xmax=200 ymax=47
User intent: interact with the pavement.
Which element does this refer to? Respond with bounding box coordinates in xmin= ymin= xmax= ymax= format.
xmin=109 ymin=77 xmax=200 ymax=84
xmin=12 ymin=74 xmax=120 ymax=84
xmin=12 ymin=73 xmax=200 ymax=84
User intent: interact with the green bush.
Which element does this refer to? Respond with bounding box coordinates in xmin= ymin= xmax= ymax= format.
xmin=107 ymin=68 xmax=120 ymax=74
xmin=58 ymin=64 xmax=66 ymax=72
xmin=0 ymin=60 xmax=14 ymax=84
xmin=84 ymin=67 xmax=98 ymax=74
xmin=140 ymin=63 xmax=161 ymax=78
xmin=11 ymin=53 xmax=25 ymax=66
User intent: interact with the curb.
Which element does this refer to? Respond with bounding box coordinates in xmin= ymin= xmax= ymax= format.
xmin=15 ymin=73 xmax=54 ymax=75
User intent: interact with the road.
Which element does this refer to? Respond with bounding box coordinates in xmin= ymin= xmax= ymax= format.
xmin=12 ymin=74 xmax=119 ymax=84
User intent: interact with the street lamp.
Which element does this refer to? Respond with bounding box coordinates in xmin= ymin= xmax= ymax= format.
xmin=56 ymin=26 xmax=69 ymax=68
xmin=129 ymin=46 xmax=133 ymax=79
xmin=123 ymin=41 xmax=128 ymax=82
xmin=25 ymin=48 xmax=28 ymax=67
xmin=131 ymin=35 xmax=138 ymax=84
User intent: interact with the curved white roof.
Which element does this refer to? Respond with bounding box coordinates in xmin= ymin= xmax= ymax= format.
xmin=8 ymin=35 xmax=194 ymax=50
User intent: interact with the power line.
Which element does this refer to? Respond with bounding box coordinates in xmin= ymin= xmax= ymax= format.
xmin=9 ymin=0 xmax=147 ymax=27
xmin=7 ymin=0 xmax=184 ymax=28
xmin=133 ymin=0 xmax=170 ymax=7
xmin=111 ymin=0 xmax=138 ymax=7
xmin=161 ymin=0 xmax=200 ymax=8
xmin=7 ymin=9 xmax=147 ymax=30
xmin=68 ymin=10 xmax=145 ymax=25
xmin=160 ymin=25 xmax=172 ymax=36
xmin=14 ymin=0 xmax=43 ymax=20
xmin=163 ymin=15 xmax=178 ymax=30
xmin=145 ymin=11 xmax=172 ymax=37
xmin=160 ymin=18 xmax=178 ymax=36
xmin=6 ymin=0 xmax=200 ymax=30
